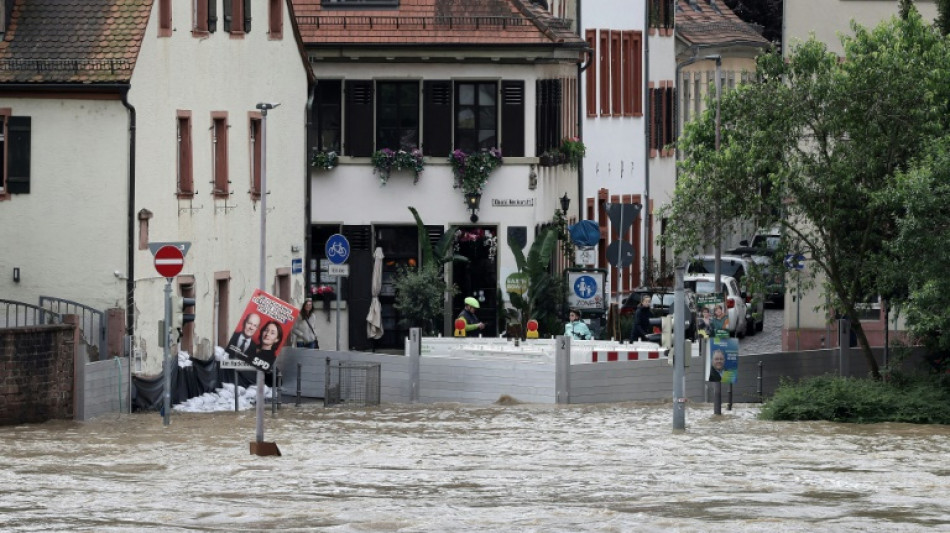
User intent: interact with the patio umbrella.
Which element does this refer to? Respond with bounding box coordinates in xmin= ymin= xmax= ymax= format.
xmin=366 ymin=246 xmax=384 ymax=340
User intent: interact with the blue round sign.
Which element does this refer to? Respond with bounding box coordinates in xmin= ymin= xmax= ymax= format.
xmin=573 ymin=275 xmax=598 ymax=300
xmin=325 ymin=234 xmax=350 ymax=265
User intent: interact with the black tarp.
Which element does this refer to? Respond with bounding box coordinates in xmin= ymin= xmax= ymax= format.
xmin=131 ymin=357 xmax=277 ymax=412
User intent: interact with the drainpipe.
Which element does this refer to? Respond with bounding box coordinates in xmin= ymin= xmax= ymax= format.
xmin=305 ymin=81 xmax=316 ymax=299
xmin=642 ymin=0 xmax=650 ymax=286
xmin=576 ymin=0 xmax=583 ymax=221
xmin=120 ymin=87 xmax=136 ymax=359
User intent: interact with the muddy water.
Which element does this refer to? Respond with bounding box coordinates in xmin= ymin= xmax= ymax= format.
xmin=1 ymin=403 xmax=948 ymax=532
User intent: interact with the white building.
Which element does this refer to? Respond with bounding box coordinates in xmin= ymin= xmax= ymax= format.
xmin=0 ymin=0 xmax=312 ymax=374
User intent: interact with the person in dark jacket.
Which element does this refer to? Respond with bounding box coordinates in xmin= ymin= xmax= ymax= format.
xmin=631 ymin=295 xmax=653 ymax=342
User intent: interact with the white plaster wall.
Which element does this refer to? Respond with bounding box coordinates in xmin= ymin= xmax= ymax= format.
xmin=0 ymin=100 xmax=128 ymax=311
xmin=128 ymin=0 xmax=309 ymax=373
xmin=785 ymin=0 xmax=938 ymax=56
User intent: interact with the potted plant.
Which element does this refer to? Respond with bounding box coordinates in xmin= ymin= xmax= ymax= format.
xmin=559 ymin=137 xmax=586 ymax=169
xmin=371 ymin=148 xmax=425 ymax=185
xmin=448 ymin=148 xmax=503 ymax=195
xmin=311 ymin=150 xmax=339 ymax=170
xmin=538 ymin=151 xmax=557 ymax=167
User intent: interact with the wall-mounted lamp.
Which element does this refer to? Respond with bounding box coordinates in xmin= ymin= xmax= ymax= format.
xmin=559 ymin=192 xmax=571 ymax=215
xmin=13 ymin=267 xmax=20 ymax=283
xmin=464 ymin=192 xmax=481 ymax=223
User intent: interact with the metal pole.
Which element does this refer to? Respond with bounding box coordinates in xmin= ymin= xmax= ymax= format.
xmin=335 ymin=275 xmax=341 ymax=350
xmin=296 ymin=362 xmax=302 ymax=407
xmin=162 ymin=279 xmax=171 ymax=426
xmin=796 ymin=271 xmax=801 ymax=352
xmin=255 ymin=103 xmax=279 ymax=443
xmin=713 ymin=56 xmax=723 ymax=291
xmin=672 ymin=266 xmax=686 ymax=431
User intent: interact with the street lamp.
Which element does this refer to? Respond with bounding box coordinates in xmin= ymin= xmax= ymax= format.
xmin=253 ymin=101 xmax=279 ymax=447
xmin=464 ymin=192 xmax=481 ymax=223
xmin=559 ymin=192 xmax=571 ymax=215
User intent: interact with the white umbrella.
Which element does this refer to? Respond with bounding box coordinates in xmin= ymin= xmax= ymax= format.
xmin=366 ymin=246 xmax=384 ymax=340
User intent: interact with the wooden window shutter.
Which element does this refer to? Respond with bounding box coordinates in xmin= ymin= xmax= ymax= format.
xmin=500 ymin=80 xmax=525 ymax=157
xmin=422 ymin=80 xmax=451 ymax=157
xmin=6 ymin=116 xmax=30 ymax=194
xmin=586 ymin=30 xmax=597 ymax=117
xmin=664 ymin=86 xmax=674 ymax=150
xmin=344 ymin=80 xmax=374 ymax=157
xmin=223 ymin=0 xmax=233 ymax=32
xmin=611 ymin=32 xmax=621 ymax=117
xmin=535 ymin=80 xmax=548 ymax=155
xmin=599 ymin=30 xmax=609 ymax=116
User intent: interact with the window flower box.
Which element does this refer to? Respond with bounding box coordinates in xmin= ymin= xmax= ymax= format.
xmin=371 ymin=148 xmax=425 ymax=185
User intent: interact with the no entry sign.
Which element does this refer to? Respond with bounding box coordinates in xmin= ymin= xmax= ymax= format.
xmin=154 ymin=245 xmax=184 ymax=278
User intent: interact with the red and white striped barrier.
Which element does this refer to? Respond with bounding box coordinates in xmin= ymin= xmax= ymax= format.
xmin=591 ymin=349 xmax=665 ymax=362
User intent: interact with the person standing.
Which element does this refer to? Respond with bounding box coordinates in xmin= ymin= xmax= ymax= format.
xmin=458 ymin=296 xmax=486 ymax=334
xmin=631 ymin=295 xmax=653 ymax=342
xmin=292 ymin=299 xmax=319 ymax=349
xmin=564 ymin=308 xmax=592 ymax=340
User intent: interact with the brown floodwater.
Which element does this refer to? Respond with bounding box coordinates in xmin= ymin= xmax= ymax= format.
xmin=1 ymin=402 xmax=948 ymax=532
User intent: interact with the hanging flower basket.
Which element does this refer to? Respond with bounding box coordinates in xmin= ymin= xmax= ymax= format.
xmin=448 ymin=148 xmax=503 ymax=195
xmin=559 ymin=137 xmax=586 ymax=169
xmin=311 ymin=150 xmax=339 ymax=170
xmin=371 ymin=148 xmax=425 ymax=185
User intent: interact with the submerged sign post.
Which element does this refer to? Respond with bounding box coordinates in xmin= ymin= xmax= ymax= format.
xmin=149 ymin=242 xmax=191 ymax=427
xmin=326 ymin=234 xmax=350 ymax=350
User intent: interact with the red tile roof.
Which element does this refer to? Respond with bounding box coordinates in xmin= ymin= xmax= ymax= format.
xmin=0 ymin=0 xmax=152 ymax=84
xmin=292 ymin=0 xmax=583 ymax=47
xmin=675 ymin=0 xmax=769 ymax=48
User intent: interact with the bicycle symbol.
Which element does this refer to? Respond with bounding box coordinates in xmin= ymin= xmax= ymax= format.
xmin=327 ymin=242 xmax=346 ymax=258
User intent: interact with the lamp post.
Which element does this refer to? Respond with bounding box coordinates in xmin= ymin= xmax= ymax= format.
xmin=559 ymin=192 xmax=571 ymax=215
xmin=254 ymin=102 xmax=279 ymax=445
xmin=464 ymin=192 xmax=481 ymax=223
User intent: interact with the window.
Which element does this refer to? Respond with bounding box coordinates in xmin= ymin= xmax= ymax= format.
xmin=590 ymin=29 xmax=642 ymax=118
xmin=312 ymin=80 xmax=342 ymax=153
xmin=249 ymin=113 xmax=262 ymax=198
xmin=610 ymin=32 xmax=621 ymax=116
xmin=455 ymin=81 xmax=497 ymax=153
xmin=211 ymin=112 xmax=229 ymax=196
xmin=158 ymin=0 xmax=172 ymax=37
xmin=376 ymin=81 xmax=419 ymax=151
xmin=193 ymin=0 xmax=216 ymax=35
xmin=177 ymin=111 xmax=194 ymax=196
xmin=319 ymin=79 xmax=523 ymax=159
xmin=649 ymin=84 xmax=674 ymax=157
xmin=268 ymin=0 xmax=283 ymax=39
xmin=682 ymin=72 xmax=691 ymax=125
xmin=0 ymin=110 xmax=30 ymax=196
xmin=224 ymin=0 xmax=251 ymax=34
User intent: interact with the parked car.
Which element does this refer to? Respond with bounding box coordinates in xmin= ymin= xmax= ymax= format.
xmin=728 ymin=228 xmax=786 ymax=307
xmin=685 ymin=254 xmax=764 ymax=336
xmin=683 ymin=274 xmax=748 ymax=338
xmin=621 ymin=287 xmax=698 ymax=340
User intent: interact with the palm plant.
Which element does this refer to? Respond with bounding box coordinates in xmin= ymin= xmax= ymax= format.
xmin=504 ymin=227 xmax=563 ymax=338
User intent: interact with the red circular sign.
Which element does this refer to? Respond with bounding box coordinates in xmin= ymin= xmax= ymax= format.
xmin=154 ymin=245 xmax=184 ymax=278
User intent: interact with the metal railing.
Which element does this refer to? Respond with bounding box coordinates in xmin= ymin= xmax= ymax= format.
xmin=39 ymin=296 xmax=107 ymax=360
xmin=0 ymin=299 xmax=62 ymax=328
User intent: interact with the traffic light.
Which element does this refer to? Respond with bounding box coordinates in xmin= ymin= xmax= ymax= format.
xmin=171 ymin=295 xmax=196 ymax=334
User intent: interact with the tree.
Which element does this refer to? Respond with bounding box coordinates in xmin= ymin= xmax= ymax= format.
xmin=662 ymin=11 xmax=950 ymax=379
xmin=391 ymin=207 xmax=465 ymax=335
xmin=937 ymin=0 xmax=950 ymax=35
xmin=504 ymin=227 xmax=563 ymax=338
xmin=722 ymin=0 xmax=783 ymax=43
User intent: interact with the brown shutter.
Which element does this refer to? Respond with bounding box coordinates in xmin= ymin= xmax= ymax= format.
xmin=344 ymin=80 xmax=374 ymax=157
xmin=500 ymin=80 xmax=525 ymax=157
xmin=422 ymin=80 xmax=451 ymax=157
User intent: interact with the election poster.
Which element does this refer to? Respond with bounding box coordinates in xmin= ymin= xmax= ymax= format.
xmin=224 ymin=289 xmax=299 ymax=372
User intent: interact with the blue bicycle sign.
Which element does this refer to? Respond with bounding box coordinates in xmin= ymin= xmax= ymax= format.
xmin=325 ymin=234 xmax=350 ymax=265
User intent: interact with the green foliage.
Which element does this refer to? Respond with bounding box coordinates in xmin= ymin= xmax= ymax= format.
xmin=504 ymin=228 xmax=563 ymax=338
xmin=408 ymin=207 xmax=466 ymax=269
xmin=662 ymin=11 xmax=950 ymax=379
xmin=311 ymin=150 xmax=338 ymax=170
xmin=392 ymin=264 xmax=457 ymax=335
xmin=759 ymin=374 xmax=950 ymax=424
xmin=371 ymin=148 xmax=425 ymax=184
xmin=938 ymin=0 xmax=950 ymax=36
xmin=449 ymin=148 xmax=503 ymax=195
xmin=559 ymin=137 xmax=586 ymax=169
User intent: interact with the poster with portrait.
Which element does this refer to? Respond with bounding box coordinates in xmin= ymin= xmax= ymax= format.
xmin=224 ymin=289 xmax=299 ymax=372
xmin=706 ymin=337 xmax=739 ymax=383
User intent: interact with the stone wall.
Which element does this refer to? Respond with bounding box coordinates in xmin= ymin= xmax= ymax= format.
xmin=0 ymin=321 xmax=77 ymax=425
